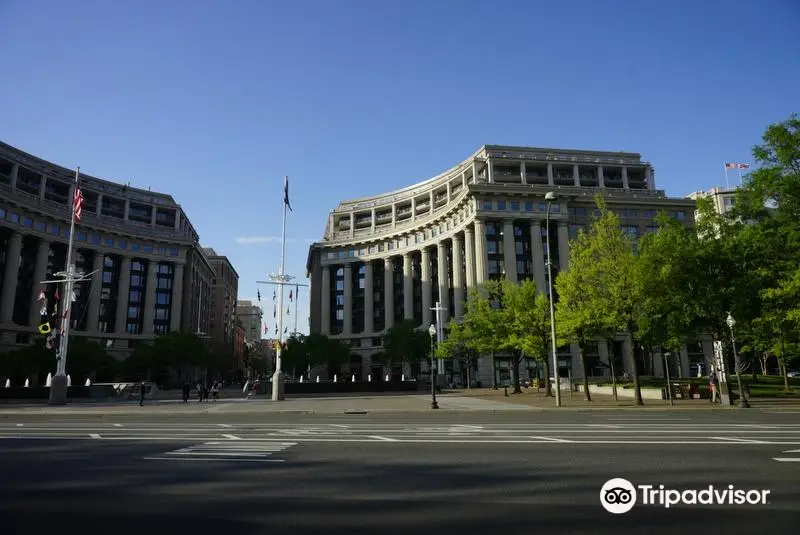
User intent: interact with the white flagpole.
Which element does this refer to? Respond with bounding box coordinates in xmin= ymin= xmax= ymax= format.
xmin=272 ymin=176 xmax=289 ymax=400
xmin=49 ymin=168 xmax=80 ymax=404
xmin=737 ymin=167 xmax=742 ymax=186
xmin=724 ymin=164 xmax=730 ymax=189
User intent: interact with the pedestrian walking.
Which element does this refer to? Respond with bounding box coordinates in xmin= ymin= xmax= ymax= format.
xmin=709 ymin=369 xmax=719 ymax=403
xmin=139 ymin=382 xmax=146 ymax=407
xmin=211 ymin=382 xmax=219 ymax=402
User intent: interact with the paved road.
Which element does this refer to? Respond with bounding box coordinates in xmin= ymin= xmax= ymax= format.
xmin=1 ymin=412 xmax=798 ymax=534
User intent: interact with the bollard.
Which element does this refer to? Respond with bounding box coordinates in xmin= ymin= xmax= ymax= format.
xmin=402 ymin=374 xmax=405 ymax=381
xmin=504 ymin=385 xmax=508 ymax=397
xmin=351 ymin=374 xmax=355 ymax=382
xmin=3 ymin=378 xmax=9 ymax=388
xmin=67 ymin=374 xmax=71 ymax=387
xmin=333 ymin=374 xmax=338 ymax=383
xmin=368 ymin=374 xmax=372 ymax=382
xmin=385 ymin=374 xmax=390 ymax=382
xmin=24 ymin=378 xmax=30 ymax=388
xmin=45 ymin=373 xmax=52 ymax=387
xmin=316 ymin=376 xmax=320 ymax=383
xmin=299 ymin=376 xmax=304 ymax=383
xmin=85 ymin=378 xmax=91 ymax=387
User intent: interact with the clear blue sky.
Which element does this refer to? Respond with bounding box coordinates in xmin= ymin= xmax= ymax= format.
xmin=2 ymin=0 xmax=798 ymax=336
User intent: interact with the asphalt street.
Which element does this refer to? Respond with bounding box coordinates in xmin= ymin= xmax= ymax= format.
xmin=0 ymin=412 xmax=798 ymax=535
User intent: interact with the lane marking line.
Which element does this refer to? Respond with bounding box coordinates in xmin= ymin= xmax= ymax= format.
xmin=772 ymin=457 xmax=800 ymax=462
xmin=16 ymin=424 xmax=23 ymax=427
xmin=368 ymin=435 xmax=398 ymax=442
xmin=89 ymin=433 xmax=101 ymax=439
xmin=222 ymin=434 xmax=242 ymax=440
xmin=113 ymin=424 xmax=123 ymax=427
xmin=218 ymin=424 xmax=233 ymax=428
xmin=529 ymin=436 xmax=572 ymax=443
xmin=330 ymin=424 xmax=349 ymax=428
xmin=142 ymin=456 xmax=285 ymax=463
xmin=710 ymin=436 xmax=768 ymax=444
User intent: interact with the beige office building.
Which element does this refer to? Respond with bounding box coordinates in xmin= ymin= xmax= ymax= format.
xmin=306 ymin=145 xmax=712 ymax=386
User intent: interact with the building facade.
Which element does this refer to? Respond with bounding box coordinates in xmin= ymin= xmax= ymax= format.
xmin=0 ymin=141 xmax=213 ymax=357
xmin=203 ymin=248 xmax=239 ymax=351
xmin=687 ymin=187 xmax=738 ymax=216
xmin=307 ymin=144 xmax=712 ymax=386
xmin=235 ymin=299 xmax=262 ymax=344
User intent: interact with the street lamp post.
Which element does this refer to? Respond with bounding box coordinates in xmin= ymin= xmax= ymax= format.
xmin=545 ymin=191 xmax=562 ymax=407
xmin=726 ymin=313 xmax=750 ymax=408
xmin=428 ymin=323 xmax=439 ymax=410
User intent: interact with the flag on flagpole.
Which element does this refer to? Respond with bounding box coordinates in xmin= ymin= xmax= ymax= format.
xmin=272 ymin=290 xmax=276 ymax=301
xmin=289 ymin=290 xmax=293 ymax=302
xmin=73 ymin=182 xmax=84 ymax=221
xmin=725 ymin=162 xmax=750 ymax=170
xmin=284 ymin=176 xmax=292 ymax=212
xmin=273 ymin=305 xmax=276 ymax=318
xmin=286 ymin=306 xmax=290 ymax=315
xmin=257 ymin=290 xmax=261 ymax=302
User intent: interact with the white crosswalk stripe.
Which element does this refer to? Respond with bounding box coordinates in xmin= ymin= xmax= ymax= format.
xmin=143 ymin=441 xmax=296 ymax=463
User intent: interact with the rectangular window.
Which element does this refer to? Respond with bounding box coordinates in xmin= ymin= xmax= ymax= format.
xmin=510 ymin=201 xmax=519 ymax=211
xmin=524 ymin=201 xmax=534 ymax=212
xmin=483 ymin=200 xmax=492 ymax=210
xmin=497 ymin=200 xmax=506 ymax=210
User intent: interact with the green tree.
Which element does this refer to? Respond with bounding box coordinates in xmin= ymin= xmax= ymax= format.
xmin=436 ymin=319 xmax=479 ymax=389
xmin=461 ymin=283 xmax=507 ymax=390
xmin=67 ymin=336 xmax=118 ymax=382
xmin=383 ymin=319 xmax=429 ymax=377
xmin=504 ymin=279 xmax=553 ymax=395
xmin=563 ymin=196 xmax=645 ymax=405
xmin=554 ymin=222 xmax=607 ymax=402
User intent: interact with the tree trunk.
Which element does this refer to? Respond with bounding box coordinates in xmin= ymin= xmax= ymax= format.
xmin=607 ymin=339 xmax=618 ymax=401
xmin=760 ymin=355 xmax=768 ymax=376
xmin=543 ymin=356 xmax=553 ymax=397
xmin=491 ymin=350 xmax=497 ymax=389
xmin=513 ymin=351 xmax=522 ymax=394
xmin=578 ymin=342 xmax=591 ymax=402
xmin=466 ymin=355 xmax=472 ymax=390
xmin=628 ymin=332 xmax=644 ymax=406
xmin=781 ymin=333 xmax=789 ymax=391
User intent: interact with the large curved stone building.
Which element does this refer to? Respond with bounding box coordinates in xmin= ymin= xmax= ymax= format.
xmin=306 ymin=145 xmax=712 ymax=386
xmin=0 ymin=141 xmax=214 ymax=357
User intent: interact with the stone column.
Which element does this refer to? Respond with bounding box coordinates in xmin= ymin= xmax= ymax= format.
xmin=86 ymin=251 xmax=105 ymax=332
xmin=363 ymin=261 xmax=374 ymax=334
xmin=142 ymin=260 xmax=159 ymax=334
xmin=463 ymin=226 xmax=475 ymax=290
xmin=402 ymin=253 xmax=413 ymax=320
xmin=343 ymin=263 xmax=353 ymax=335
xmin=437 ymin=241 xmax=450 ymax=324
xmin=645 ymin=167 xmax=654 ymax=190
xmin=114 ymin=256 xmax=132 ymax=335
xmin=170 ymin=263 xmax=184 ymax=332
xmin=9 ymin=163 xmax=19 ymax=189
xmin=530 ymin=221 xmax=546 ymax=293
xmin=557 ymin=222 xmax=570 ymax=272
xmin=622 ymin=167 xmax=629 ymax=189
xmin=321 ymin=265 xmax=331 ymax=334
xmin=452 ymin=234 xmax=465 ymax=320
xmin=547 ymin=163 xmax=554 ymax=185
xmin=28 ymin=239 xmax=51 ymax=326
xmin=421 ymin=247 xmax=432 ymax=326
xmin=473 ymin=219 xmax=488 ymax=285
xmin=520 ymin=162 xmax=527 ymax=184
xmin=598 ymin=165 xmax=605 ymax=188
xmin=502 ymin=220 xmax=517 ymax=283
xmin=383 ymin=258 xmax=394 ymax=330
xmin=486 ymin=158 xmax=494 ymax=183
xmin=0 ymin=232 xmax=22 ymax=323
xmin=573 ymin=164 xmax=580 ymax=187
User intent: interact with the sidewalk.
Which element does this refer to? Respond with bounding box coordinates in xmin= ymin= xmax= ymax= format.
xmin=0 ymin=389 xmax=797 ymax=415
xmin=453 ymin=386 xmax=800 ymax=409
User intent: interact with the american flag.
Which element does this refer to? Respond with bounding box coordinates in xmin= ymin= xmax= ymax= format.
xmin=73 ymin=184 xmax=84 ymax=221
xmin=725 ymin=162 xmax=750 ymax=170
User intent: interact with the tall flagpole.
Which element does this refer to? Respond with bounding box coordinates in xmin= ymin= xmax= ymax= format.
xmin=271 ymin=176 xmax=290 ymax=401
xmin=48 ymin=168 xmax=82 ymax=405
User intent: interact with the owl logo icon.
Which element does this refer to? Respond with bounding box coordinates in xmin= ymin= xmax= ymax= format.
xmin=600 ymin=478 xmax=637 ymax=514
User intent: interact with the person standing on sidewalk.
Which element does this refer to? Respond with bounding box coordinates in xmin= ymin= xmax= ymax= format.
xmin=139 ymin=382 xmax=146 ymax=407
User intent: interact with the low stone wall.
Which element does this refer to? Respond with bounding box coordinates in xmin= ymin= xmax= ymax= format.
xmin=575 ymin=383 xmax=666 ymax=400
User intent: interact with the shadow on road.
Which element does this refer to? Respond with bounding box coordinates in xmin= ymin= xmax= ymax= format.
xmin=0 ymin=440 xmax=795 ymax=535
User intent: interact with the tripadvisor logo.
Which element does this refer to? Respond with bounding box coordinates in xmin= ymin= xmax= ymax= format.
xmin=600 ymin=478 xmax=770 ymax=514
